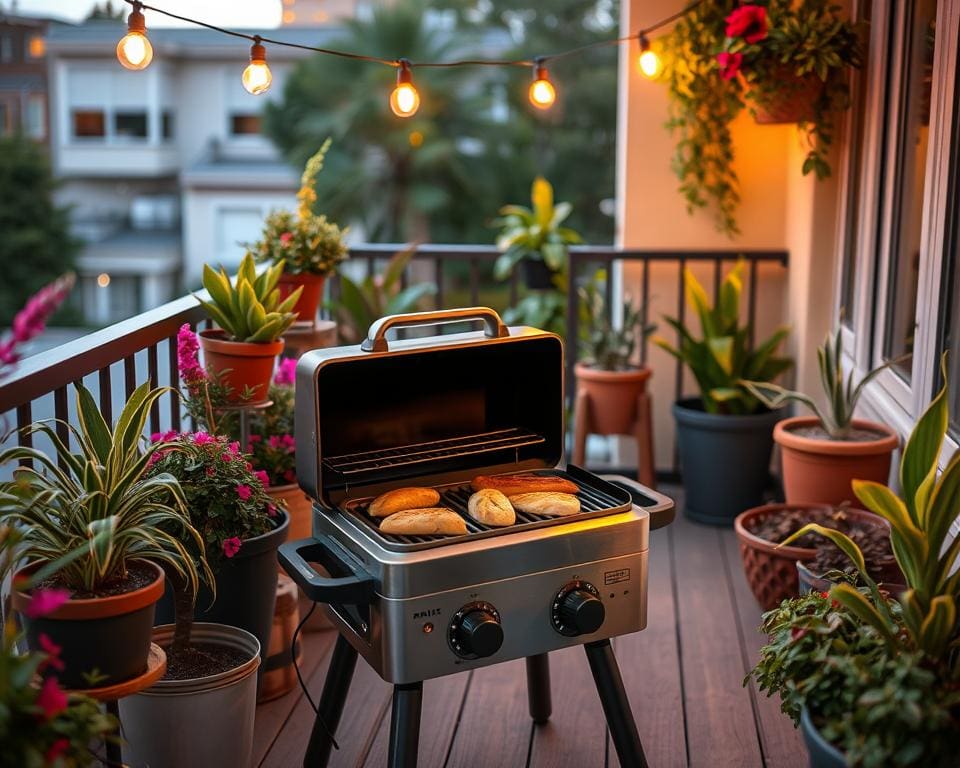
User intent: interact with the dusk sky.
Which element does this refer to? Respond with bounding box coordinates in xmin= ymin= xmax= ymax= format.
xmin=8 ymin=0 xmax=282 ymax=27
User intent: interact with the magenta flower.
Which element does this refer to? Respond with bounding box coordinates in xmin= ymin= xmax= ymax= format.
xmin=36 ymin=676 xmax=68 ymax=720
xmin=0 ymin=273 xmax=74 ymax=375
xmin=717 ymin=52 xmax=743 ymax=81
xmin=223 ymin=537 xmax=242 ymax=558
xmin=725 ymin=4 xmax=767 ymax=44
xmin=236 ymin=483 xmax=252 ymax=500
xmin=150 ymin=430 xmax=178 ymax=443
xmin=192 ymin=431 xmax=214 ymax=445
xmin=23 ymin=588 xmax=70 ymax=619
xmin=45 ymin=738 xmax=70 ymax=763
xmin=266 ymin=502 xmax=278 ymax=517
xmin=38 ymin=633 xmax=65 ymax=672
xmin=177 ymin=324 xmax=206 ymax=389
xmin=221 ymin=452 xmax=233 ymax=463
xmin=254 ymin=470 xmax=270 ymax=487
xmin=227 ymin=441 xmax=240 ymax=455
xmin=274 ymin=358 xmax=297 ymax=386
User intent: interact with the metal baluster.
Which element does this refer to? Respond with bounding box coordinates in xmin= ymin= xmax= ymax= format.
xmin=124 ymin=355 xmax=137 ymax=399
xmin=434 ymin=257 xmax=444 ymax=310
xmin=98 ymin=366 xmax=113 ymax=427
xmin=713 ymin=257 xmax=722 ymax=300
xmin=749 ymin=259 xmax=759 ymax=349
xmin=54 ymin=386 xmax=70 ymax=471
xmin=641 ymin=258 xmax=650 ymax=367
xmin=147 ymin=344 xmax=161 ymax=434
xmin=168 ymin=335 xmax=181 ymax=433
xmin=510 ymin=267 xmax=518 ymax=307
xmin=674 ymin=256 xmax=686 ymax=407
xmin=16 ymin=402 xmax=33 ymax=468
xmin=566 ymin=249 xmax=578 ymax=400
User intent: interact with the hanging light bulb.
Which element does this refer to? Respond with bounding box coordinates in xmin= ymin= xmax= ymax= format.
xmin=637 ymin=34 xmax=663 ymax=80
xmin=528 ymin=59 xmax=556 ymax=110
xmin=242 ymin=37 xmax=273 ymax=95
xmin=116 ymin=1 xmax=153 ymax=71
xmin=389 ymin=59 xmax=420 ymax=117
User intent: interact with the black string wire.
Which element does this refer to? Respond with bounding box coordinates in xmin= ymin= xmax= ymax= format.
xmin=291 ymin=600 xmax=340 ymax=751
xmin=123 ymin=0 xmax=705 ymax=72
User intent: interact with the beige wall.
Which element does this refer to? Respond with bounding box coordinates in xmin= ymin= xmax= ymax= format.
xmin=616 ymin=0 xmax=842 ymax=469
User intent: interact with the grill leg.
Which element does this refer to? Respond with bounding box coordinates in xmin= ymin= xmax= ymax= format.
xmin=304 ymin=634 xmax=358 ymax=768
xmin=526 ymin=653 xmax=552 ymax=723
xmin=584 ymin=639 xmax=647 ymax=768
xmin=388 ymin=682 xmax=423 ymax=768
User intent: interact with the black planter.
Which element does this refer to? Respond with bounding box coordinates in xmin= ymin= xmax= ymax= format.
xmin=522 ymin=258 xmax=559 ymax=290
xmin=801 ymin=708 xmax=846 ymax=767
xmin=156 ymin=511 xmax=289 ymax=673
xmin=673 ymin=398 xmax=781 ymax=525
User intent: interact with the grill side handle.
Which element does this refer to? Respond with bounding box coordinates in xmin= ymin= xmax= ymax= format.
xmin=360 ymin=307 xmax=509 ymax=352
xmin=278 ymin=537 xmax=375 ymax=605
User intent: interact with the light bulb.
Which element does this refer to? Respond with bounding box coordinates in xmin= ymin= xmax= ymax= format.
xmin=242 ymin=39 xmax=272 ymax=95
xmin=390 ymin=60 xmax=420 ymax=117
xmin=528 ymin=61 xmax=556 ymax=110
xmin=116 ymin=4 xmax=153 ymax=71
xmin=637 ymin=35 xmax=662 ymax=80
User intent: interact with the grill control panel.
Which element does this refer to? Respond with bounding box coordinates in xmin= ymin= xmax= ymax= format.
xmin=552 ymin=581 xmax=605 ymax=636
xmin=448 ymin=601 xmax=503 ymax=659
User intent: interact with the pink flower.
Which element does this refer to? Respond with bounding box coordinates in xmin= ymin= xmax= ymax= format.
xmin=177 ymin=324 xmax=206 ymax=388
xmin=23 ymin=588 xmax=70 ymax=619
xmin=274 ymin=358 xmax=297 ymax=386
xmin=245 ymin=461 xmax=253 ymax=471
xmin=36 ymin=676 xmax=68 ymax=720
xmin=266 ymin=502 xmax=278 ymax=517
xmin=717 ymin=52 xmax=743 ymax=80
xmin=725 ymin=5 xmax=767 ymax=44
xmin=227 ymin=441 xmax=240 ymax=455
xmin=38 ymin=633 xmax=65 ymax=672
xmin=45 ymin=738 xmax=70 ymax=763
xmin=248 ymin=434 xmax=262 ymax=444
xmin=223 ymin=537 xmax=242 ymax=558
xmin=236 ymin=483 xmax=252 ymax=500
xmin=0 ymin=273 xmax=74 ymax=376
xmin=205 ymin=466 xmax=215 ymax=477
xmin=279 ymin=232 xmax=293 ymax=246
xmin=254 ymin=470 xmax=270 ymax=487
xmin=192 ymin=431 xmax=214 ymax=445
xmin=220 ymin=452 xmax=233 ymax=463
xmin=150 ymin=430 xmax=178 ymax=443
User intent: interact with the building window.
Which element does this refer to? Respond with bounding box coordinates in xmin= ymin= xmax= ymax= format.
xmin=230 ymin=113 xmax=262 ymax=136
xmin=24 ymin=94 xmax=45 ymax=140
xmin=114 ymin=111 xmax=148 ymax=139
xmin=72 ymin=109 xmax=106 ymax=138
xmin=0 ymin=35 xmax=13 ymax=63
xmin=162 ymin=110 xmax=174 ymax=139
xmin=28 ymin=35 xmax=45 ymax=59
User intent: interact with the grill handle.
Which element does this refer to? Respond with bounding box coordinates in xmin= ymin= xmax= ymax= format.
xmin=278 ymin=537 xmax=375 ymax=605
xmin=360 ymin=307 xmax=509 ymax=352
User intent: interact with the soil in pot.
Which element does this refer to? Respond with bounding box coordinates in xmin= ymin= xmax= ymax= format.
xmin=164 ymin=642 xmax=251 ymax=681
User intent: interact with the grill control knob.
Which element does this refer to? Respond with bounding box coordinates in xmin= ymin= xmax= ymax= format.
xmin=553 ymin=582 xmax=604 ymax=636
xmin=449 ymin=602 xmax=503 ymax=659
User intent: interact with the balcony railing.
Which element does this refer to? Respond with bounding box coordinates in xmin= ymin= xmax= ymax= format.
xmin=0 ymin=245 xmax=787 ymax=476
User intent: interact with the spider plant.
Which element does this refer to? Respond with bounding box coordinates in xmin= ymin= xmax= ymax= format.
xmin=0 ymin=382 xmax=209 ymax=597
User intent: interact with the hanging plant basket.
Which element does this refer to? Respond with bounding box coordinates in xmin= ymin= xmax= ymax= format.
xmin=748 ymin=67 xmax=824 ymax=125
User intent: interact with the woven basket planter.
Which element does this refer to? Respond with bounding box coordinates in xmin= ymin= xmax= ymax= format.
xmin=750 ymin=68 xmax=824 ymax=124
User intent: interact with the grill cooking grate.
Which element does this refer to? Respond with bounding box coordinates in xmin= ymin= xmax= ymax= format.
xmin=337 ymin=467 xmax=631 ymax=551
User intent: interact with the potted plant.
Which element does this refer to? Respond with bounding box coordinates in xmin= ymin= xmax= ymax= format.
xmin=743 ymin=326 xmax=899 ymax=505
xmin=575 ymin=271 xmax=656 ymax=436
xmin=493 ymin=176 xmax=583 ymax=290
xmin=653 ymin=259 xmax=792 ymax=524
xmin=749 ymin=358 xmax=960 ymax=765
xmin=248 ymin=138 xmax=349 ymax=324
xmin=0 ymin=383 xmax=206 ymax=689
xmin=195 ymin=252 xmax=302 ymax=403
xmin=148 ymin=431 xmax=289 ymax=676
xmin=0 ymin=526 xmax=120 ymax=765
xmin=660 ymin=1 xmax=863 ymax=234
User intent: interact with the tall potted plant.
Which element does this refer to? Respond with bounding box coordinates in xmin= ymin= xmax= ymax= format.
xmin=248 ymin=139 xmax=349 ymax=324
xmin=0 ymin=383 xmax=206 ymax=689
xmin=653 ymin=260 xmax=792 ymax=524
xmin=195 ymin=252 xmax=301 ymax=403
xmin=743 ymin=326 xmax=899 ymax=505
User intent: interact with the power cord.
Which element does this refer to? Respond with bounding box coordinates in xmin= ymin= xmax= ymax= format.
xmin=292 ymin=601 xmax=340 ymax=751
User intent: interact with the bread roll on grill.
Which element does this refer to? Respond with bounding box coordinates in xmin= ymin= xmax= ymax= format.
xmin=379 ymin=507 xmax=468 ymax=536
xmin=509 ymin=492 xmax=580 ymax=517
xmin=467 ymin=489 xmax=516 ymax=527
xmin=368 ymin=487 xmax=440 ymax=518
xmin=471 ymin=474 xmax=579 ymax=496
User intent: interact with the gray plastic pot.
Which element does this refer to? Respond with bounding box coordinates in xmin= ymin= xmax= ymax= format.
xmin=673 ymin=398 xmax=781 ymax=525
xmin=801 ymin=707 xmax=846 ymax=767
xmin=119 ymin=623 xmax=260 ymax=768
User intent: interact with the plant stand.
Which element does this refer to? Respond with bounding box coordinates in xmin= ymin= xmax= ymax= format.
xmin=214 ymin=398 xmax=274 ymax=454
xmin=66 ymin=643 xmax=167 ymax=767
xmin=572 ymin=387 xmax=656 ymax=489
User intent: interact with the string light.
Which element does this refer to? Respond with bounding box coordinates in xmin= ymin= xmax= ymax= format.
xmin=528 ymin=59 xmax=556 ymax=110
xmin=637 ymin=34 xmax=663 ymax=80
xmin=242 ymin=36 xmax=273 ymax=95
xmin=389 ymin=60 xmax=420 ymax=118
xmin=116 ymin=1 xmax=153 ymax=71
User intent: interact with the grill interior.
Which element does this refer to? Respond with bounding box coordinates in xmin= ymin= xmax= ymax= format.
xmin=336 ymin=466 xmax=632 ymax=551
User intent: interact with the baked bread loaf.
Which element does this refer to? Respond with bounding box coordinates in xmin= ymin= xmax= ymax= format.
xmin=368 ymin=487 xmax=440 ymax=518
xmin=471 ymin=474 xmax=579 ymax=496
xmin=379 ymin=507 xmax=468 ymax=536
xmin=467 ymin=489 xmax=516 ymax=527
xmin=509 ymin=492 xmax=581 ymax=517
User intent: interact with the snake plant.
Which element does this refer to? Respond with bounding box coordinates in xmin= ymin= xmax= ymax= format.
xmin=197 ymin=253 xmax=303 ymax=343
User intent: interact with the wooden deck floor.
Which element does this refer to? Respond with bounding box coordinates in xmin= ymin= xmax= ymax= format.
xmin=253 ymin=489 xmax=807 ymax=768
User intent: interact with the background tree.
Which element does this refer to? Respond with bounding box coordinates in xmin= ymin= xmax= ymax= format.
xmin=0 ymin=135 xmax=79 ymax=325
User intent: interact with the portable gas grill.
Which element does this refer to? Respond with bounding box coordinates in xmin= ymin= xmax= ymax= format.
xmin=279 ymin=308 xmax=674 ymax=768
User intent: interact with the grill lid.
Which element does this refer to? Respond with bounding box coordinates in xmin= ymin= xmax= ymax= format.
xmin=295 ymin=308 xmax=565 ymax=506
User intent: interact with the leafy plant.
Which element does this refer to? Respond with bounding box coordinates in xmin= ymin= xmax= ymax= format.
xmin=332 ymin=245 xmax=436 ymax=344
xmin=502 ymin=288 xmax=567 ymax=338
xmin=653 ymin=259 xmax=792 ymax=414
xmin=196 ymin=253 xmax=302 ymax=343
xmin=492 ymin=177 xmax=583 ymax=281
xmin=0 ymin=383 xmax=208 ymax=597
xmin=578 ymin=271 xmax=656 ymax=370
xmin=247 ymin=359 xmax=297 ymax=487
xmin=247 ymin=139 xmax=349 ymax=277
xmin=742 ymin=325 xmax=897 ymax=438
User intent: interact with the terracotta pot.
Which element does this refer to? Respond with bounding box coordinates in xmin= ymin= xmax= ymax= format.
xmin=775 ymin=416 xmax=899 ymax=505
xmin=13 ymin=560 xmax=165 ymax=688
xmin=278 ymin=271 xmax=325 ymax=325
xmin=575 ymin=363 xmax=651 ymax=436
xmin=198 ymin=329 xmax=283 ymax=404
xmin=749 ymin=67 xmax=824 ymax=124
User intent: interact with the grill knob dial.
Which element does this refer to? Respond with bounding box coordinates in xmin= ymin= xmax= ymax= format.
xmin=449 ymin=603 xmax=503 ymax=659
xmin=553 ymin=582 xmax=604 ymax=636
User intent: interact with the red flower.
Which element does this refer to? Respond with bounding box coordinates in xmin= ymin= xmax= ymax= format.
xmin=819 ymin=591 xmax=831 ymax=600
xmin=716 ymin=52 xmax=743 ymax=81
xmin=254 ymin=470 xmax=270 ymax=488
xmin=725 ymin=5 xmax=767 ymax=44
xmin=223 ymin=537 xmax=242 ymax=558
xmin=45 ymin=737 xmax=71 ymax=763
xmin=236 ymin=483 xmax=252 ymax=501
xmin=266 ymin=502 xmax=278 ymax=517
xmin=790 ymin=627 xmax=808 ymax=642
xmin=38 ymin=633 xmax=65 ymax=672
xmin=23 ymin=588 xmax=70 ymax=619
xmin=279 ymin=232 xmax=293 ymax=246
xmin=36 ymin=677 xmax=68 ymax=720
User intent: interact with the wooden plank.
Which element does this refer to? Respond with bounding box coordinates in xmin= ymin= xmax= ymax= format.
xmin=609 ymin=526 xmax=686 ymax=768
xmin=529 ymin=646 xmax=607 ymax=768
xmin=363 ymin=672 xmax=471 ymax=767
xmin=253 ymin=628 xmax=337 ymax=766
xmin=671 ymin=512 xmax=764 ymax=768
xmin=444 ymin=658 xmax=532 ymax=767
xmin=722 ymin=530 xmax=807 ymax=767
